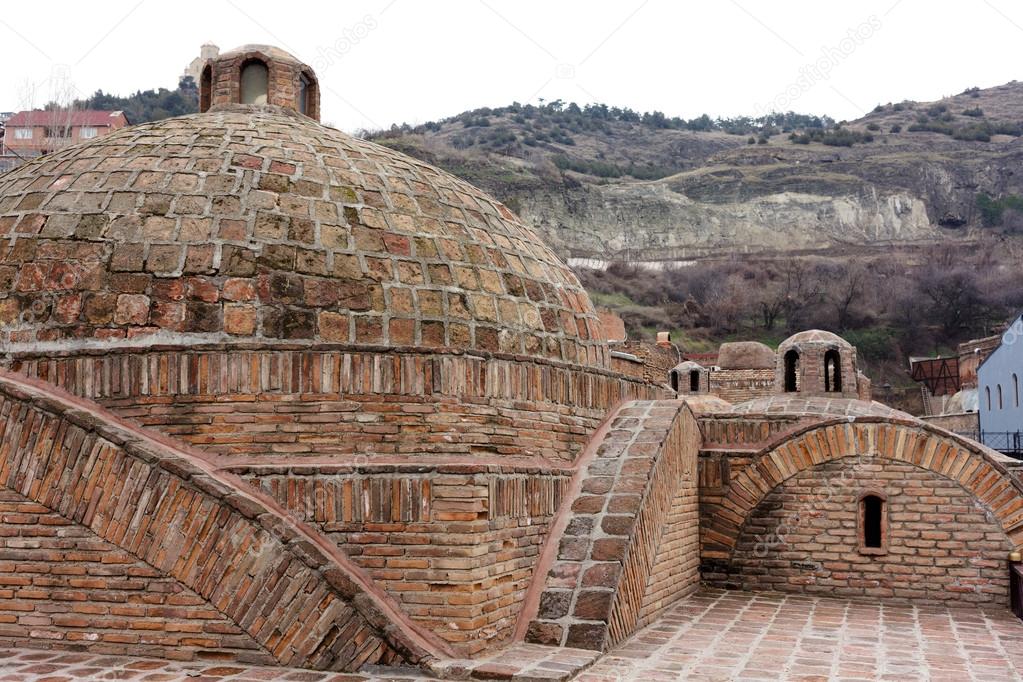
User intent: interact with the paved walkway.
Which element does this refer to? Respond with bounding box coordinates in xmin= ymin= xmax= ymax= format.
xmin=581 ymin=589 xmax=1023 ymax=682
xmin=2 ymin=589 xmax=1023 ymax=681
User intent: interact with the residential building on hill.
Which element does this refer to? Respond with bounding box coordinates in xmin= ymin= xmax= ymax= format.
xmin=1 ymin=109 xmax=129 ymax=158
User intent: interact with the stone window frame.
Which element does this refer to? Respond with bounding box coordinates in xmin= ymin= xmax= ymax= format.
xmin=857 ymin=489 xmax=888 ymax=556
xmin=238 ymin=57 xmax=271 ymax=105
xmin=298 ymin=68 xmax=320 ymax=120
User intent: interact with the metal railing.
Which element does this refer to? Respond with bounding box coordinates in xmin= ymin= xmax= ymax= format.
xmin=979 ymin=431 xmax=1023 ymax=458
xmin=950 ymin=430 xmax=1023 ymax=458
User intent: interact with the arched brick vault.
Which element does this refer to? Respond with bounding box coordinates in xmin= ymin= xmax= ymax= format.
xmin=0 ymin=369 xmax=453 ymax=670
xmin=702 ymin=417 xmax=1023 ymax=560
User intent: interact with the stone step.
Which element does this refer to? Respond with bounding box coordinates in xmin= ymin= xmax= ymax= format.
xmin=427 ymin=643 xmax=600 ymax=681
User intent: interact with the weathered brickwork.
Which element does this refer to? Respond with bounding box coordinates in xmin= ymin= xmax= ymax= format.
xmin=774 ymin=330 xmax=859 ymax=398
xmin=11 ymin=349 xmax=661 ymax=463
xmin=203 ymin=46 xmax=320 ymax=120
xmin=522 ymin=400 xmax=699 ymax=652
xmin=0 ymin=489 xmax=271 ymax=662
xmin=719 ymin=458 xmax=1011 ymax=602
xmin=240 ymin=466 xmax=571 ymax=655
xmin=699 ymin=418 xmax=1023 ymax=605
xmin=0 ymin=369 xmax=451 ymax=670
xmin=0 ymin=107 xmax=608 ymax=368
xmin=707 ymin=368 xmax=775 ymax=403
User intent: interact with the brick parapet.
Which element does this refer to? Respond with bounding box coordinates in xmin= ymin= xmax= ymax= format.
xmin=9 ymin=347 xmax=665 ymax=463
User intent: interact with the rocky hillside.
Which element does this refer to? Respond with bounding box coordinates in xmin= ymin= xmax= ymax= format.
xmin=368 ymin=83 xmax=1023 ymax=261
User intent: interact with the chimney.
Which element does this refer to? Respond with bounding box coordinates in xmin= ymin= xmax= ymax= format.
xmin=656 ymin=331 xmax=671 ymax=348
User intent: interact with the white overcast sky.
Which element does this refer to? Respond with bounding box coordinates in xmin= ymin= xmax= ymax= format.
xmin=1 ymin=0 xmax=1020 ymax=132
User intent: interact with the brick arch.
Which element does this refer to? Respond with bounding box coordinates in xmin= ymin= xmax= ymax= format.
xmin=0 ymin=369 xmax=453 ymax=670
xmin=706 ymin=417 xmax=1023 ymax=558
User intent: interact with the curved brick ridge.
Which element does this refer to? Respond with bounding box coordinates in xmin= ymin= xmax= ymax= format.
xmin=704 ymin=417 xmax=1023 ymax=560
xmin=0 ymin=369 xmax=454 ymax=670
xmin=518 ymin=399 xmax=701 ymax=651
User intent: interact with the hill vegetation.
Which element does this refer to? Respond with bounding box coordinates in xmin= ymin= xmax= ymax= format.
xmin=47 ymin=76 xmax=199 ymax=125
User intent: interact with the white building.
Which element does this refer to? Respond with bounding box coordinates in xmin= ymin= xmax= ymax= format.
xmin=977 ymin=312 xmax=1023 ymax=454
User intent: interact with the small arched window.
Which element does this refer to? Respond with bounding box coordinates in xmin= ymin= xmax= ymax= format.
xmin=669 ymin=371 xmax=679 ymax=393
xmin=824 ymin=349 xmax=842 ymax=393
xmin=859 ymin=491 xmax=887 ymax=554
xmin=783 ymin=349 xmax=799 ymax=393
xmin=689 ymin=369 xmax=700 ymax=392
xmin=986 ymin=386 xmax=992 ymax=411
xmin=240 ymin=59 xmax=269 ymax=105
xmin=299 ymin=71 xmax=316 ymax=117
xmin=998 ymin=384 xmax=1004 ymax=410
xmin=199 ymin=64 xmax=212 ymax=112
xmin=1015 ymin=374 xmax=1019 ymax=408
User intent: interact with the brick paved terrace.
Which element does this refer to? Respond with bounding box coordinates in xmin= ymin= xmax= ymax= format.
xmin=4 ymin=589 xmax=1023 ymax=681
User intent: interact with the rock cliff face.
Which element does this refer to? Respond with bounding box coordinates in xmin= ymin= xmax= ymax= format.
xmin=517 ymin=182 xmax=936 ymax=259
xmin=370 ymin=81 xmax=1023 ymax=261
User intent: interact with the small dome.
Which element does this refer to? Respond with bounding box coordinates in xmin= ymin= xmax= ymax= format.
xmin=671 ymin=360 xmax=705 ymax=372
xmin=219 ymin=44 xmax=304 ymax=67
xmin=779 ymin=329 xmax=852 ymax=349
xmin=0 ymin=107 xmax=608 ymax=367
xmin=717 ymin=341 xmax=775 ymax=369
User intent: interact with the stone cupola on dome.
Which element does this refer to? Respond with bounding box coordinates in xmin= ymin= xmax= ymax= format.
xmin=199 ymin=44 xmax=320 ymax=119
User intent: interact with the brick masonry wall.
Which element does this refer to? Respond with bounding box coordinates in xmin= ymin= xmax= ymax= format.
xmin=522 ymin=400 xmax=700 ymax=652
xmin=707 ymin=368 xmax=775 ymax=404
xmin=921 ymin=412 xmax=979 ymax=434
xmin=10 ymin=348 xmax=663 ymax=463
xmin=699 ymin=418 xmax=1023 ymax=604
xmin=717 ymin=458 xmax=1011 ymax=603
xmin=239 ymin=466 xmax=570 ymax=656
xmin=0 ymin=369 xmax=453 ymax=670
xmin=0 ymin=489 xmax=271 ymax=663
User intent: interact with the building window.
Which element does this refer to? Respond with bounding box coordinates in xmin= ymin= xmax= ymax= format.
xmin=79 ymin=127 xmax=97 ymax=139
xmin=43 ymin=126 xmax=71 ymax=138
xmin=240 ymin=59 xmax=269 ymax=105
xmin=200 ymin=64 xmax=212 ymax=112
xmin=784 ymin=350 xmax=799 ymax=392
xmin=998 ymin=384 xmax=1004 ymax=410
xmin=824 ymin=349 xmax=842 ymax=393
xmin=1015 ymin=374 xmax=1019 ymax=408
xmin=669 ymin=371 xmax=679 ymax=393
xmin=986 ymin=386 xmax=992 ymax=411
xmin=690 ymin=370 xmax=700 ymax=392
xmin=859 ymin=491 xmax=887 ymax=555
xmin=13 ymin=127 xmax=32 ymax=139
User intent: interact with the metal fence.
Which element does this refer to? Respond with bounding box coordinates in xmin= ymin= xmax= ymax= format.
xmin=978 ymin=431 xmax=1023 ymax=458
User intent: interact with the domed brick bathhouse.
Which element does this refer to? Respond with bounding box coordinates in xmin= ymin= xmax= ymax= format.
xmin=0 ymin=45 xmax=1022 ymax=677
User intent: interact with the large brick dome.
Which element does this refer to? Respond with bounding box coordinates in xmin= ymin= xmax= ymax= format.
xmin=0 ymin=104 xmax=608 ymax=367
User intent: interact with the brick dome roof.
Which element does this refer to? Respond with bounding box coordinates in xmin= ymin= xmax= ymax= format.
xmin=779 ymin=329 xmax=852 ymax=349
xmin=0 ymin=105 xmax=608 ymax=367
xmin=716 ymin=341 xmax=775 ymax=369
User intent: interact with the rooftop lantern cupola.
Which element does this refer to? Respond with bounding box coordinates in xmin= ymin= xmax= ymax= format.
xmin=199 ymin=44 xmax=320 ymax=121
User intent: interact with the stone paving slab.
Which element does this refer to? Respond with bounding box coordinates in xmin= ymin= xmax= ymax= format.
xmin=581 ymin=589 xmax=1023 ymax=681
xmin=3 ymin=589 xmax=1023 ymax=681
